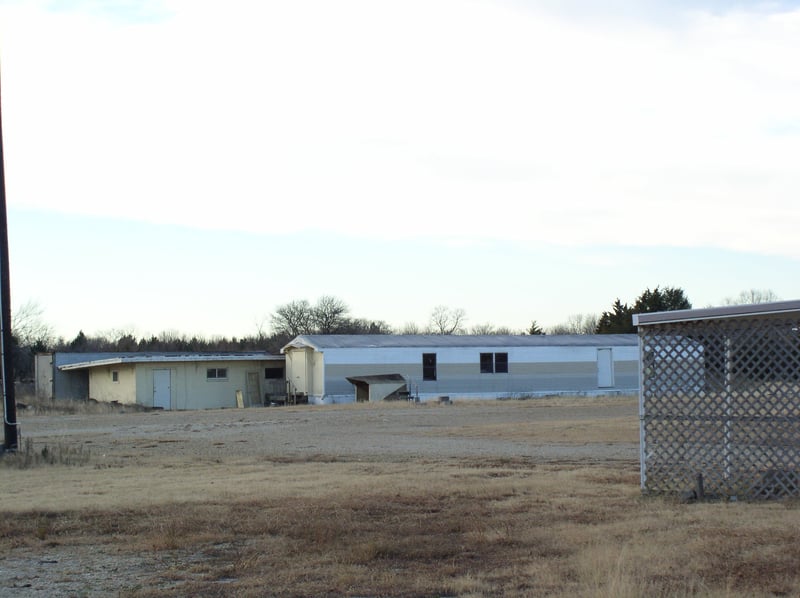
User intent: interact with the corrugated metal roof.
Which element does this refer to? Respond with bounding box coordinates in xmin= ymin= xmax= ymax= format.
xmin=59 ymin=352 xmax=283 ymax=371
xmin=633 ymin=300 xmax=800 ymax=327
xmin=282 ymin=334 xmax=638 ymax=352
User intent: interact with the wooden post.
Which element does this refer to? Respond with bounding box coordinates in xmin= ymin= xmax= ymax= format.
xmin=0 ymin=69 xmax=18 ymax=452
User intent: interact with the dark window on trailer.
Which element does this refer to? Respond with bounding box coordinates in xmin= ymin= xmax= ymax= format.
xmin=206 ymin=368 xmax=228 ymax=379
xmin=265 ymin=367 xmax=284 ymax=379
xmin=480 ymin=352 xmax=509 ymax=374
xmin=111 ymin=370 xmax=119 ymax=382
xmin=422 ymin=353 xmax=437 ymax=381
xmin=480 ymin=353 xmax=494 ymax=373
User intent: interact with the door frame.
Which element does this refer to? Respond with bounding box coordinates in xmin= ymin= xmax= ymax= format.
xmin=597 ymin=348 xmax=614 ymax=388
xmin=153 ymin=369 xmax=172 ymax=410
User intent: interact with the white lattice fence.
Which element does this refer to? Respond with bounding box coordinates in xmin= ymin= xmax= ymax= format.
xmin=639 ymin=314 xmax=800 ymax=499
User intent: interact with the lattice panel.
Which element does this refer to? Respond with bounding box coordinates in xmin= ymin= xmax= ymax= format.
xmin=639 ymin=314 xmax=800 ymax=499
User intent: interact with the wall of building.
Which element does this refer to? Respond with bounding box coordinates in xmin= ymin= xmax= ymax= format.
xmin=38 ymin=352 xmax=143 ymax=400
xmin=288 ymin=344 xmax=639 ymax=404
xmin=88 ymin=364 xmax=137 ymax=404
xmin=285 ymin=348 xmax=324 ymax=397
xmin=133 ymin=361 xmax=269 ymax=410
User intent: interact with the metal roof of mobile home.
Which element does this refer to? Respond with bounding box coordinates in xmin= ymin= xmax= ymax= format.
xmin=632 ymin=300 xmax=800 ymax=327
xmin=59 ymin=352 xmax=282 ymax=371
xmin=282 ymin=334 xmax=638 ymax=353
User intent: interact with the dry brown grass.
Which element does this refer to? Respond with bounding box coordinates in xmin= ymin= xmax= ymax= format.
xmin=2 ymin=396 xmax=799 ymax=596
xmin=13 ymin=394 xmax=149 ymax=416
xmin=3 ymin=459 xmax=800 ymax=596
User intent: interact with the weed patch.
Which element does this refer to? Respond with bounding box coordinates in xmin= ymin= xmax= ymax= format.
xmin=0 ymin=437 xmax=90 ymax=469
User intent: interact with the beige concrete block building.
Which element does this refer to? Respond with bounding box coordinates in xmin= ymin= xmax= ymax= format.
xmin=51 ymin=352 xmax=285 ymax=410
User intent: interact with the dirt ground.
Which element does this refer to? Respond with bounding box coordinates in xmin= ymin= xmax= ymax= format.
xmin=1 ymin=396 xmax=641 ymax=596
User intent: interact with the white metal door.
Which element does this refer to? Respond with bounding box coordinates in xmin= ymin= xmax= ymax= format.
xmin=597 ymin=348 xmax=614 ymax=388
xmin=291 ymin=351 xmax=307 ymax=394
xmin=153 ymin=369 xmax=171 ymax=410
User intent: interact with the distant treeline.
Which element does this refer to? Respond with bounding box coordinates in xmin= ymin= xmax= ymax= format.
xmin=11 ymin=287 xmax=778 ymax=381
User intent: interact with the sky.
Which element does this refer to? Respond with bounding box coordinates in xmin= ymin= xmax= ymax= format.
xmin=0 ymin=0 xmax=799 ymax=341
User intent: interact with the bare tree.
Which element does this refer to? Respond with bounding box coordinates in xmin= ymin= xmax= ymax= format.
xmin=270 ymin=299 xmax=315 ymax=337
xmin=339 ymin=318 xmax=393 ymax=334
xmin=399 ymin=321 xmax=422 ymax=334
xmin=12 ymin=300 xmax=55 ymax=348
xmin=724 ymin=289 xmax=780 ymax=305
xmin=99 ymin=327 xmax=139 ymax=351
xmin=428 ymin=305 xmax=467 ymax=335
xmin=548 ymin=313 xmax=598 ymax=335
xmin=253 ymin=315 xmax=269 ymax=342
xmin=312 ymin=296 xmax=350 ymax=334
xmin=470 ymin=323 xmax=495 ymax=335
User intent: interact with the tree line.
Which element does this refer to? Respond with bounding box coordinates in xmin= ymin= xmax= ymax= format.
xmin=9 ymin=288 xmax=779 ymax=380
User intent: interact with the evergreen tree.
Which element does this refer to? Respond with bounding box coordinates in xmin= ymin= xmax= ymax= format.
xmin=596 ymin=299 xmax=633 ymax=333
xmin=528 ymin=321 xmax=545 ymax=335
xmin=597 ymin=287 xmax=691 ymax=334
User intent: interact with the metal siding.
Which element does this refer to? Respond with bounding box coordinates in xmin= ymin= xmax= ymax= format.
xmin=136 ymin=361 xmax=269 ymax=409
xmin=136 ymin=366 xmax=153 ymax=407
xmin=323 ymin=347 xmax=419 ymax=365
xmin=368 ymin=381 xmax=406 ymax=401
xmin=286 ymin=334 xmax=639 ymax=351
xmin=322 ymin=347 xmax=640 ymax=399
xmin=178 ymin=361 xmax=256 ymax=409
xmin=312 ymin=350 xmax=325 ymax=396
xmin=323 ymin=344 xmax=637 ymax=366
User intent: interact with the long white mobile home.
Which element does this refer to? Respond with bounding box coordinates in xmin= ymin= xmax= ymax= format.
xmin=282 ymin=334 xmax=639 ymax=404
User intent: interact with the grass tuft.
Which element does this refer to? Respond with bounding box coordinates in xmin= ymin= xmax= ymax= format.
xmin=1 ymin=437 xmax=91 ymax=468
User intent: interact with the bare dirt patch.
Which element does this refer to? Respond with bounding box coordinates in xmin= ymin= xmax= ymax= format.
xmin=2 ymin=396 xmax=799 ymax=596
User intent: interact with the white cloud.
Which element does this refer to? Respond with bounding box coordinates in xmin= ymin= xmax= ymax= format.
xmin=1 ymin=0 xmax=799 ymax=258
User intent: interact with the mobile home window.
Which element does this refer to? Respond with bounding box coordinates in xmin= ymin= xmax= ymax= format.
xmin=422 ymin=353 xmax=437 ymax=381
xmin=265 ymin=367 xmax=284 ymax=379
xmin=206 ymin=368 xmax=228 ymax=380
xmin=111 ymin=370 xmax=119 ymax=383
xmin=480 ymin=352 xmax=509 ymax=374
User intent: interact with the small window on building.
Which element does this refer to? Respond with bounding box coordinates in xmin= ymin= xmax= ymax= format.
xmin=480 ymin=352 xmax=509 ymax=374
xmin=495 ymin=352 xmax=508 ymax=373
xmin=206 ymin=368 xmax=228 ymax=380
xmin=265 ymin=367 xmax=284 ymax=379
xmin=111 ymin=370 xmax=119 ymax=383
xmin=422 ymin=353 xmax=437 ymax=381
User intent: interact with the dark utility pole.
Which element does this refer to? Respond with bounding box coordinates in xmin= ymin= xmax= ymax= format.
xmin=0 ymin=70 xmax=19 ymax=452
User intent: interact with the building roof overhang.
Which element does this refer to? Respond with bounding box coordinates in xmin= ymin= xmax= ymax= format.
xmin=632 ymin=300 xmax=800 ymax=327
xmin=345 ymin=374 xmax=407 ymax=385
xmin=59 ymin=352 xmax=284 ymax=371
